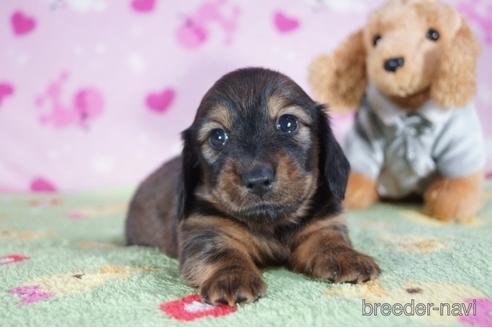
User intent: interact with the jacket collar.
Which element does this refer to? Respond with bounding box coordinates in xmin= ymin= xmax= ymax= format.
xmin=366 ymin=82 xmax=453 ymax=126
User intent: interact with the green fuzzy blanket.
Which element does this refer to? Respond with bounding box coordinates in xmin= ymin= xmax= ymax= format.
xmin=1 ymin=184 xmax=491 ymax=326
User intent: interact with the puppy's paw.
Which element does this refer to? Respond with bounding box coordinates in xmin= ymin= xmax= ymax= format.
xmin=424 ymin=174 xmax=483 ymax=223
xmin=311 ymin=246 xmax=381 ymax=284
xmin=200 ymin=269 xmax=266 ymax=306
xmin=344 ymin=172 xmax=379 ymax=209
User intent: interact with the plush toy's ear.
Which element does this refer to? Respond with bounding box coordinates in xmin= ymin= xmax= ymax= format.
xmin=317 ymin=106 xmax=351 ymax=201
xmin=308 ymin=29 xmax=367 ymax=113
xmin=177 ymin=128 xmax=200 ymax=220
xmin=431 ymin=18 xmax=480 ymax=107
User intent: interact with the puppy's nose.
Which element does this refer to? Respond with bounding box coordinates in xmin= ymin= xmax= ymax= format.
xmin=384 ymin=57 xmax=405 ymax=72
xmin=241 ymin=165 xmax=275 ymax=196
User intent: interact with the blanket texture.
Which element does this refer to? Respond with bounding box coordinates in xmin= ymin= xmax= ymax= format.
xmin=1 ymin=184 xmax=491 ymax=326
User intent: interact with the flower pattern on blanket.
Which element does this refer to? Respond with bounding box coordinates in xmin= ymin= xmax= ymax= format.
xmin=66 ymin=202 xmax=128 ymax=219
xmin=379 ymin=233 xmax=451 ymax=255
xmin=10 ymin=285 xmax=55 ymax=304
xmin=0 ymin=188 xmax=491 ymax=325
xmin=0 ymin=229 xmax=52 ymax=240
xmin=10 ymin=265 xmax=154 ymax=303
xmin=400 ymin=209 xmax=486 ymax=226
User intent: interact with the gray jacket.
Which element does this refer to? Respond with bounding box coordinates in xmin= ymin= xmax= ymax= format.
xmin=343 ymin=83 xmax=485 ymax=198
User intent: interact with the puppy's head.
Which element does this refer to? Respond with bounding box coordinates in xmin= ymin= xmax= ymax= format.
xmin=366 ymin=0 xmax=479 ymax=101
xmin=309 ymin=0 xmax=480 ymax=109
xmin=179 ymin=68 xmax=349 ymax=223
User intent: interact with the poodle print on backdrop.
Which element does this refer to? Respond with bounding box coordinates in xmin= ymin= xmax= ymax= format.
xmin=35 ymin=71 xmax=104 ymax=129
xmin=175 ymin=0 xmax=240 ymax=49
xmin=0 ymin=0 xmax=490 ymax=193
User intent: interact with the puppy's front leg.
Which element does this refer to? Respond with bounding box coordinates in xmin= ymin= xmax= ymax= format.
xmin=179 ymin=216 xmax=266 ymax=306
xmin=289 ymin=216 xmax=380 ymax=283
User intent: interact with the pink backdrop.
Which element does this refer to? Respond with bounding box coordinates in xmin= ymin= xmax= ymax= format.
xmin=1 ymin=0 xmax=491 ymax=192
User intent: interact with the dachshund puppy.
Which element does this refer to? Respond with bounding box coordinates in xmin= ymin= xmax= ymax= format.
xmin=125 ymin=68 xmax=380 ymax=306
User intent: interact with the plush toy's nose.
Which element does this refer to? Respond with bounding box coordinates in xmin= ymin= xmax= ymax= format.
xmin=383 ymin=57 xmax=405 ymax=72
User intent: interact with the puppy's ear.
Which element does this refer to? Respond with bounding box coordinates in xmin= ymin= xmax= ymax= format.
xmin=317 ymin=105 xmax=350 ymax=200
xmin=431 ymin=18 xmax=480 ymax=107
xmin=177 ymin=128 xmax=200 ymax=220
xmin=308 ymin=29 xmax=367 ymax=113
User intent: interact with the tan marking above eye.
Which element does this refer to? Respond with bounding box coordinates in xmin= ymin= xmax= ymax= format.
xmin=267 ymin=95 xmax=287 ymax=119
xmin=209 ymin=105 xmax=231 ymax=123
xmin=197 ymin=121 xmax=225 ymax=144
xmin=267 ymin=95 xmax=312 ymax=125
xmin=197 ymin=105 xmax=231 ymax=143
xmin=277 ymin=107 xmax=312 ymax=126
xmin=204 ymin=105 xmax=231 ymax=126
xmin=198 ymin=121 xmax=229 ymax=164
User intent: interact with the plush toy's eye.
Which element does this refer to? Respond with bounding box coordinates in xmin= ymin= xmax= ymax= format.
xmin=372 ymin=35 xmax=382 ymax=47
xmin=276 ymin=114 xmax=298 ymax=134
xmin=426 ymin=28 xmax=440 ymax=41
xmin=209 ymin=128 xmax=229 ymax=149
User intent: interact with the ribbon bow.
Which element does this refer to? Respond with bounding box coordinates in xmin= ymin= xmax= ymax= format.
xmin=386 ymin=113 xmax=434 ymax=176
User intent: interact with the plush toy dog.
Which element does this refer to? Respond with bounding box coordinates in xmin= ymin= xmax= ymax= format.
xmin=309 ymin=0 xmax=485 ymax=222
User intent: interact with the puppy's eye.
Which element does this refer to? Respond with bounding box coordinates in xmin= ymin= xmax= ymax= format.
xmin=372 ymin=35 xmax=382 ymax=47
xmin=276 ymin=114 xmax=298 ymax=134
xmin=209 ymin=128 xmax=228 ymax=149
xmin=426 ymin=28 xmax=440 ymax=41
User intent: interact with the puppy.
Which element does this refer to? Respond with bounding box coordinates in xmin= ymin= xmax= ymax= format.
xmin=125 ymin=68 xmax=380 ymax=306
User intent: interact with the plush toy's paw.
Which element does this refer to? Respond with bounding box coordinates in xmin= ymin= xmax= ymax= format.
xmin=424 ymin=173 xmax=483 ymax=223
xmin=344 ymin=172 xmax=379 ymax=209
xmin=310 ymin=246 xmax=381 ymax=284
xmin=200 ymin=269 xmax=266 ymax=306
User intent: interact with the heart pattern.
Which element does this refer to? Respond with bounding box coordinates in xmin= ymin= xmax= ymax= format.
xmin=146 ymin=88 xmax=176 ymax=113
xmin=30 ymin=177 xmax=57 ymax=193
xmin=273 ymin=10 xmax=300 ymax=33
xmin=0 ymin=83 xmax=14 ymax=106
xmin=160 ymin=294 xmax=236 ymax=321
xmin=0 ymin=254 xmax=30 ymax=265
xmin=131 ymin=0 xmax=156 ymax=13
xmin=1 ymin=1 xmax=491 ymax=193
xmin=11 ymin=11 xmax=37 ymax=36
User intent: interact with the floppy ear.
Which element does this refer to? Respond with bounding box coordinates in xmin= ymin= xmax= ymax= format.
xmin=308 ymin=29 xmax=367 ymax=113
xmin=317 ymin=106 xmax=351 ymax=200
xmin=177 ymin=128 xmax=201 ymax=220
xmin=431 ymin=18 xmax=480 ymax=107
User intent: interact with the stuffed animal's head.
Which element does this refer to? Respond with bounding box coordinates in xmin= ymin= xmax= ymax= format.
xmin=309 ymin=0 xmax=480 ymax=111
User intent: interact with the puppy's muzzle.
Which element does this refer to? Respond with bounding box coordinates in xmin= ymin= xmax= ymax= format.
xmin=240 ymin=164 xmax=275 ymax=196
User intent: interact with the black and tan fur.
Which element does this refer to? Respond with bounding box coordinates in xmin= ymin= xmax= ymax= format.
xmin=126 ymin=68 xmax=380 ymax=306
